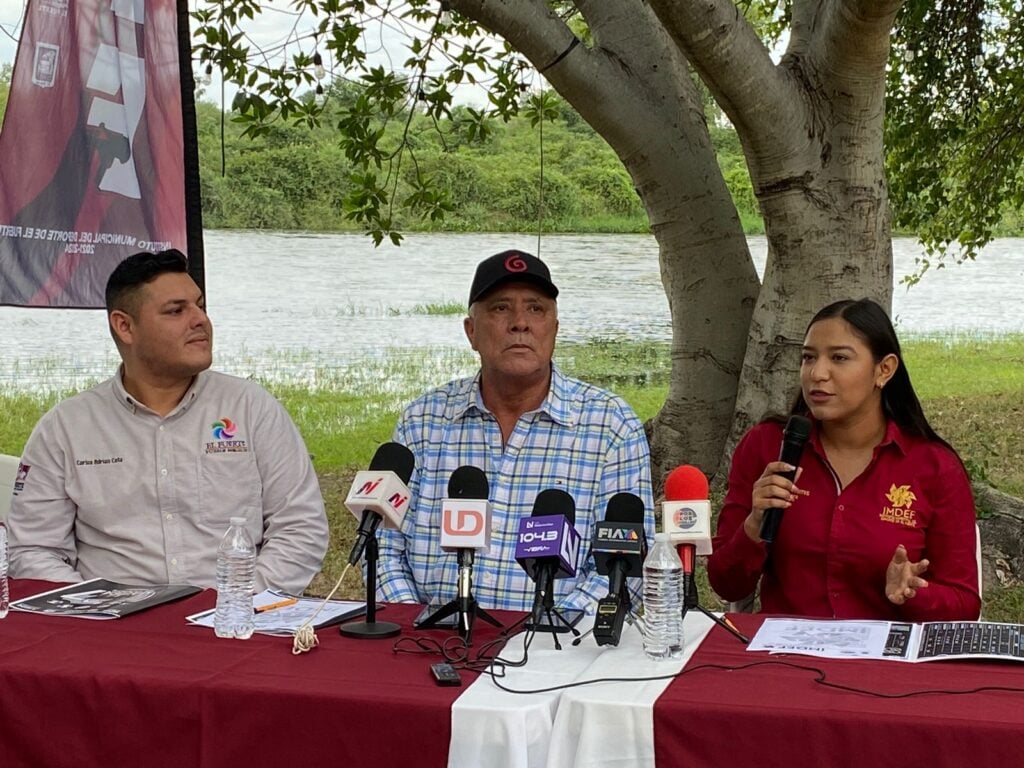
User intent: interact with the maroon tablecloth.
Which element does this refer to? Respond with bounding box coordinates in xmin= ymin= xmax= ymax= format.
xmin=654 ymin=613 xmax=1024 ymax=767
xmin=0 ymin=580 xmax=514 ymax=768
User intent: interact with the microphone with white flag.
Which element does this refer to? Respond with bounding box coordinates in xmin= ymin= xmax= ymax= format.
xmin=440 ymin=465 xmax=494 ymax=637
xmin=345 ymin=442 xmax=415 ymax=566
xmin=662 ymin=464 xmax=749 ymax=644
xmin=662 ymin=464 xmax=713 ymax=610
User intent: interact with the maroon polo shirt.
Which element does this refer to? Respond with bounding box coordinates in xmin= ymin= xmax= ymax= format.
xmin=708 ymin=419 xmax=981 ymax=621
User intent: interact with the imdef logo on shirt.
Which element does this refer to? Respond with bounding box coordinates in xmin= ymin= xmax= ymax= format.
xmin=205 ymin=417 xmax=249 ymax=454
xmin=880 ymin=484 xmax=918 ymax=528
xmin=13 ymin=462 xmax=30 ymax=493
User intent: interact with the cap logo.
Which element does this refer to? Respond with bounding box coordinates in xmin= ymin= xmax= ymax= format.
xmin=504 ymin=253 xmax=528 ymax=273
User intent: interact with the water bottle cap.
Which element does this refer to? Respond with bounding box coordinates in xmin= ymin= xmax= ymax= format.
xmin=654 ymin=532 xmax=670 ymax=543
xmin=229 ymin=516 xmax=247 ymax=526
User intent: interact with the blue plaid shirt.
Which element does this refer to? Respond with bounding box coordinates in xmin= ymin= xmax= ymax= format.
xmin=377 ymin=364 xmax=654 ymax=613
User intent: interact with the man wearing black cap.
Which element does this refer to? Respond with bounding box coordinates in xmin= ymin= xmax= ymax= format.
xmin=377 ymin=250 xmax=654 ymax=613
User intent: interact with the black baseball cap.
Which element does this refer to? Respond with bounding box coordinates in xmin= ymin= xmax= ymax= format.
xmin=468 ymin=250 xmax=559 ymax=306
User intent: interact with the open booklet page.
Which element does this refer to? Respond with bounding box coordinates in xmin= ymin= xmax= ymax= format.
xmin=750 ymin=618 xmax=1024 ymax=662
xmin=186 ymin=589 xmax=366 ymax=636
xmin=11 ymin=578 xmax=201 ymax=619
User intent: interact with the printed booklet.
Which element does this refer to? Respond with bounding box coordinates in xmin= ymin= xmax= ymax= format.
xmin=11 ymin=578 xmax=201 ymax=619
xmin=750 ymin=618 xmax=1024 ymax=662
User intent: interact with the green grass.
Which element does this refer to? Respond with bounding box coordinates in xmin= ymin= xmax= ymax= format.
xmin=408 ymin=300 xmax=466 ymax=316
xmin=2 ymin=335 xmax=1022 ymax=617
xmin=902 ymin=334 xmax=1024 ymax=398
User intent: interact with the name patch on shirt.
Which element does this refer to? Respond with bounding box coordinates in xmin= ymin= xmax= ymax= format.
xmin=880 ymin=483 xmax=918 ymax=528
xmin=75 ymin=456 xmax=124 ymax=466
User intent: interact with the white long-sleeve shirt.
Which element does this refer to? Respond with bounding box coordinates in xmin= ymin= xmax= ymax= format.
xmin=9 ymin=369 xmax=328 ymax=594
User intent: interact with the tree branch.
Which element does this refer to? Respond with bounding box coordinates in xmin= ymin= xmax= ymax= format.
xmin=645 ymin=0 xmax=802 ymax=153
xmin=453 ymin=0 xmax=695 ymax=162
xmin=808 ymin=0 xmax=904 ymax=92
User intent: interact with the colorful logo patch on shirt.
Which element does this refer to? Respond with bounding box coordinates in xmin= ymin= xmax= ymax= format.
xmin=212 ymin=418 xmax=237 ymax=440
xmin=880 ymin=483 xmax=918 ymax=527
xmin=205 ymin=417 xmax=248 ymax=454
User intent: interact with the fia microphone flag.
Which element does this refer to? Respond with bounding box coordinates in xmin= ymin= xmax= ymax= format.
xmin=662 ymin=465 xmax=712 ymax=555
xmin=593 ymin=492 xmax=647 ymax=576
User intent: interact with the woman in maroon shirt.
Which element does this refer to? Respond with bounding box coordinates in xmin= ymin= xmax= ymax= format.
xmin=708 ymin=299 xmax=981 ymax=621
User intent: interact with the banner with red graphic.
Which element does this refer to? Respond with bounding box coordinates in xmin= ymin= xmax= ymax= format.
xmin=0 ymin=0 xmax=187 ymax=308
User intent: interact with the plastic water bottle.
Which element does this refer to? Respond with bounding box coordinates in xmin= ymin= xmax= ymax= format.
xmin=214 ymin=517 xmax=256 ymax=639
xmin=642 ymin=532 xmax=684 ymax=660
xmin=0 ymin=523 xmax=9 ymax=619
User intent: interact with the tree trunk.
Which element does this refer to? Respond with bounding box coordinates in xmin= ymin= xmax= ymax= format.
xmin=974 ymin=482 xmax=1024 ymax=591
xmin=459 ymin=0 xmax=907 ymax=482
xmin=457 ymin=0 xmax=759 ymax=483
xmin=644 ymin=0 xmax=902 ymax=475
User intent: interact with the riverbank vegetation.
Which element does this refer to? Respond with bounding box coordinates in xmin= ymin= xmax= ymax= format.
xmin=2 ymin=336 xmax=1022 ymax=620
xmin=190 ymin=84 xmax=1023 ymax=238
xmin=0 ymin=65 xmax=1018 ymax=238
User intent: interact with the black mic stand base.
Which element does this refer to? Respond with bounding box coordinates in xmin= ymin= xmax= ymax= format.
xmin=504 ymin=606 xmax=582 ymax=651
xmin=340 ymin=534 xmax=401 ymax=640
xmin=417 ymin=596 xmax=502 ymax=643
xmin=340 ymin=621 xmax=402 ymax=639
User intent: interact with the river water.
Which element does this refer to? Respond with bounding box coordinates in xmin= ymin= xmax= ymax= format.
xmin=1 ymin=232 xmax=1021 ymax=390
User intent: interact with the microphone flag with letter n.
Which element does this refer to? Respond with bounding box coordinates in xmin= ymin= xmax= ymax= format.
xmin=514 ymin=488 xmax=580 ymax=630
xmin=345 ymin=442 xmax=415 ymax=566
xmin=759 ymin=414 xmax=812 ymax=545
xmin=340 ymin=441 xmax=414 ymax=640
xmin=417 ymin=465 xmax=502 ymax=640
xmin=592 ymin=492 xmax=648 ymax=647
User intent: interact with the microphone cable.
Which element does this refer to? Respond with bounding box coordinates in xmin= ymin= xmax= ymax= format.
xmin=291 ymin=561 xmax=357 ymax=654
xmin=479 ymin=656 xmax=1024 ymax=698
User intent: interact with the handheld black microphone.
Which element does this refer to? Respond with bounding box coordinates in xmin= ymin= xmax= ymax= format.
xmin=346 ymin=442 xmax=415 ymax=565
xmin=592 ymin=492 xmax=647 ymax=647
xmin=514 ymin=488 xmax=580 ymax=624
xmin=759 ymin=415 xmax=812 ymax=544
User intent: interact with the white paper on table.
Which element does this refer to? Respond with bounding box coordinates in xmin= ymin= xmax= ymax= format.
xmin=186 ymin=589 xmax=365 ymax=636
xmin=748 ymin=618 xmax=893 ymax=659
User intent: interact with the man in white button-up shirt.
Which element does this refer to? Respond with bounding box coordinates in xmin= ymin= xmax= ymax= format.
xmin=8 ymin=250 xmax=328 ymax=594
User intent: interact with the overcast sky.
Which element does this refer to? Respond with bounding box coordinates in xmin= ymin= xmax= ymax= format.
xmin=1 ymin=0 xmax=498 ymax=106
xmin=0 ymin=0 xmax=24 ymax=65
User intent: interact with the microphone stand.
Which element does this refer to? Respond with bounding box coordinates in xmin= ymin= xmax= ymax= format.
xmin=340 ymin=534 xmax=401 ymax=639
xmin=417 ymin=550 xmax=501 ymax=643
xmin=681 ymin=571 xmax=749 ymax=644
xmin=503 ymin=577 xmax=581 ymax=651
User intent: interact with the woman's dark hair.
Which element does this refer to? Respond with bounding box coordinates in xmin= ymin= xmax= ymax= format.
xmin=791 ymin=298 xmax=950 ymax=446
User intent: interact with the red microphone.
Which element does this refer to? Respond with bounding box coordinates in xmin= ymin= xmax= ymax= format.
xmin=662 ymin=465 xmax=713 ymax=610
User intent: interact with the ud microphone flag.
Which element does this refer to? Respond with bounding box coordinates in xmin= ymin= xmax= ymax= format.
xmin=0 ymin=0 xmax=189 ymax=308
